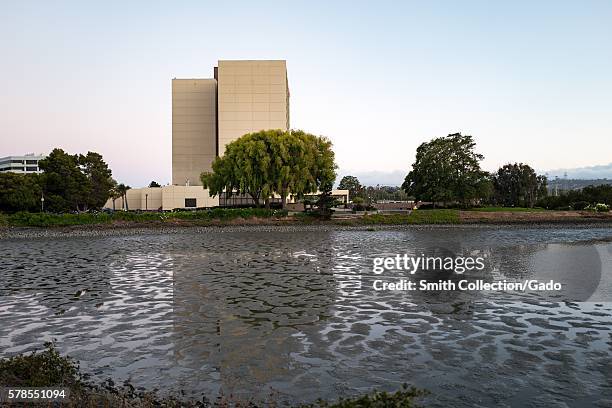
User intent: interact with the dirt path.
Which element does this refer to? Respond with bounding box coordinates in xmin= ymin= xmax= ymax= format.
xmin=459 ymin=210 xmax=612 ymax=223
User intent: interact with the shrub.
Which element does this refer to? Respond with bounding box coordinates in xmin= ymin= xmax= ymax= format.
xmin=2 ymin=208 xmax=290 ymax=227
xmin=595 ymin=203 xmax=609 ymax=212
xmin=352 ymin=204 xmax=375 ymax=212
xmin=1 ymin=344 xmax=427 ymax=407
xmin=312 ymin=384 xmax=427 ymax=407
xmin=572 ymin=201 xmax=589 ymax=210
xmin=0 ymin=342 xmax=79 ymax=388
xmin=8 ymin=212 xmax=113 ymax=227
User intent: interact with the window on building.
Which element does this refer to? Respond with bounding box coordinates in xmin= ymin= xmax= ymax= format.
xmin=26 ymin=160 xmax=38 ymax=165
xmin=26 ymin=167 xmax=38 ymax=172
xmin=184 ymin=198 xmax=197 ymax=208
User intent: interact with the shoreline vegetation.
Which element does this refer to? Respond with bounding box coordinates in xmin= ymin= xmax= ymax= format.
xmin=0 ymin=343 xmax=426 ymax=407
xmin=0 ymin=208 xmax=611 ymax=234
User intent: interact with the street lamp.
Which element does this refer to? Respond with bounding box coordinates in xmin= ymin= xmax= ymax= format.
xmin=40 ymin=194 xmax=45 ymax=213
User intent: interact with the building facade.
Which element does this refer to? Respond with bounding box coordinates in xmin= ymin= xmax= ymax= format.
xmin=0 ymin=154 xmax=46 ymax=174
xmin=171 ymin=79 xmax=217 ymax=186
xmin=172 ymin=60 xmax=290 ymax=186
xmin=216 ymin=60 xmax=290 ymax=155
xmin=104 ymin=185 xmax=220 ymax=211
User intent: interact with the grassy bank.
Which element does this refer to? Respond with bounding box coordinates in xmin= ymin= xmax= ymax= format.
xmin=1 ymin=207 xmax=611 ymax=229
xmin=1 ymin=208 xmax=288 ymax=228
xmin=0 ymin=343 xmax=426 ymax=407
xmin=464 ymin=206 xmax=546 ymax=212
xmin=1 ymin=208 xmax=460 ymax=228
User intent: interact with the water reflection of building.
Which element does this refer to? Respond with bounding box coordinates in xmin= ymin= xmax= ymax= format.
xmin=171 ymin=231 xmax=339 ymax=400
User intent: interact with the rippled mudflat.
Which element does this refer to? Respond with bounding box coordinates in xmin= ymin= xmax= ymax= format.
xmin=1 ymin=227 xmax=611 ymax=407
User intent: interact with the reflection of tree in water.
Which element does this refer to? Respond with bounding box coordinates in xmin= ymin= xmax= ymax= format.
xmin=478 ymin=242 xmax=602 ymax=302
xmin=488 ymin=244 xmax=543 ymax=280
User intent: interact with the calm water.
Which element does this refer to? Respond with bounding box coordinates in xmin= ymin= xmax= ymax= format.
xmin=1 ymin=227 xmax=612 ymax=407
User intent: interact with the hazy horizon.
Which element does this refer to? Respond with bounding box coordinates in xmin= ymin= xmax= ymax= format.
xmin=1 ymin=1 xmax=611 ymax=187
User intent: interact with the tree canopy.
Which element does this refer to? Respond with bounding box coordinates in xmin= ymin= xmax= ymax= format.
xmin=37 ymin=149 xmax=115 ymax=212
xmin=0 ymin=173 xmax=43 ymax=213
xmin=402 ymin=133 xmax=490 ymax=206
xmin=79 ymin=152 xmax=114 ymax=210
xmin=201 ymin=129 xmax=337 ymax=208
xmin=338 ymin=175 xmax=362 ymax=200
xmin=491 ymin=163 xmax=547 ymax=207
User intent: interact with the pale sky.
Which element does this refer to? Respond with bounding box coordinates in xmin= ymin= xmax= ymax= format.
xmin=1 ymin=1 xmax=611 ymax=187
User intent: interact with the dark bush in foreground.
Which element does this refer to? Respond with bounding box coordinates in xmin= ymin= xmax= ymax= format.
xmin=0 ymin=342 xmax=79 ymax=388
xmin=310 ymin=385 xmax=427 ymax=407
xmin=0 ymin=344 xmax=426 ymax=407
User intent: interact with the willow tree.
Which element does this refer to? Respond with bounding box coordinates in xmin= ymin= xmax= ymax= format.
xmin=202 ymin=131 xmax=273 ymax=206
xmin=201 ymin=129 xmax=337 ymax=208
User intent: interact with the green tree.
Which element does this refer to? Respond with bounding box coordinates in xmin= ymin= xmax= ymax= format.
xmin=492 ymin=163 xmax=547 ymax=207
xmin=38 ymin=149 xmax=88 ymax=212
xmin=148 ymin=181 xmax=161 ymax=188
xmin=115 ymin=184 xmax=131 ymax=211
xmin=38 ymin=149 xmax=114 ymax=212
xmin=402 ymin=133 xmax=489 ymax=207
xmin=280 ymin=130 xmax=336 ymax=208
xmin=79 ymin=152 xmax=114 ymax=210
xmin=108 ymin=179 xmax=123 ymax=211
xmin=0 ymin=173 xmax=43 ymax=213
xmin=202 ymin=129 xmax=337 ymax=209
xmin=338 ymin=175 xmax=362 ymax=201
xmin=202 ymin=131 xmax=274 ymax=207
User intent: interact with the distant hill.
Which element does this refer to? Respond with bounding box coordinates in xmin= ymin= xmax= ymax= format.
xmin=543 ymin=163 xmax=612 ymax=180
xmin=547 ymin=178 xmax=612 ymax=192
xmin=336 ymin=170 xmax=406 ymax=187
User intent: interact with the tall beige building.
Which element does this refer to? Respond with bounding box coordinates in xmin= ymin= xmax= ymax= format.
xmin=216 ymin=60 xmax=290 ymax=155
xmin=172 ymin=60 xmax=289 ymax=186
xmin=172 ymin=79 xmax=217 ymax=186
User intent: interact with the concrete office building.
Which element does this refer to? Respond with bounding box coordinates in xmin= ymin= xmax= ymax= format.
xmin=0 ymin=154 xmax=46 ymax=174
xmin=172 ymin=60 xmax=289 ymax=186
xmin=216 ymin=60 xmax=290 ymax=156
xmin=103 ymin=59 xmax=347 ymax=211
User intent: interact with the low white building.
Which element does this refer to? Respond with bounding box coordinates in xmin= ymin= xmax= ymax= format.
xmin=0 ymin=154 xmax=46 ymax=174
xmin=105 ymin=186 xmax=349 ymax=211
xmin=104 ymin=185 xmax=219 ymax=211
